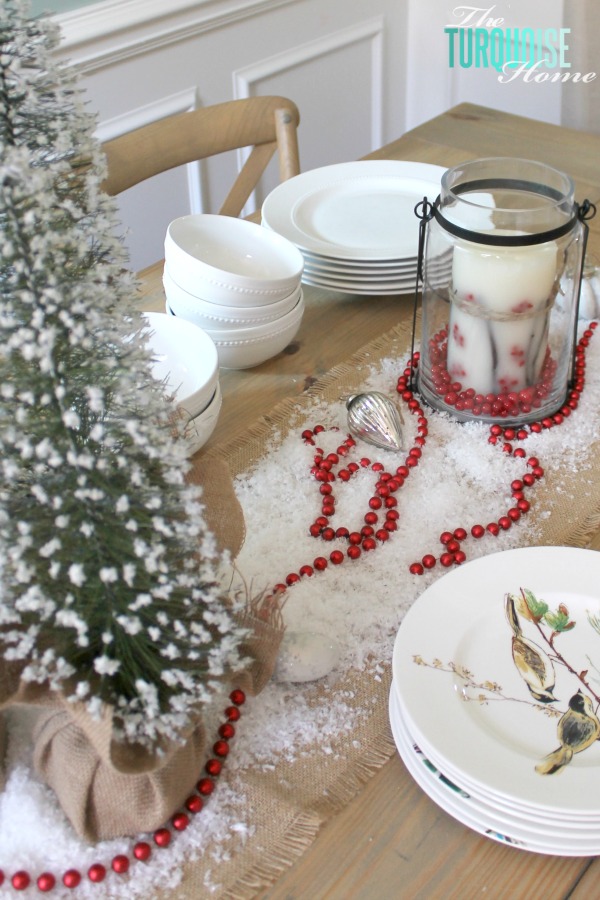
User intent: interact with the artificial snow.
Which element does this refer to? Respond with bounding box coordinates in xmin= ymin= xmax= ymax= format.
xmin=0 ymin=338 xmax=599 ymax=898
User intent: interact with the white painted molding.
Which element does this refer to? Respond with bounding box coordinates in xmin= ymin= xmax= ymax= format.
xmin=55 ymin=0 xmax=298 ymax=71
xmin=233 ymin=17 xmax=385 ymax=147
xmin=94 ymin=87 xmax=197 ymax=142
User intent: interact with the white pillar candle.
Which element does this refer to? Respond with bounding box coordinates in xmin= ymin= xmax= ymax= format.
xmin=447 ymin=234 xmax=557 ymax=396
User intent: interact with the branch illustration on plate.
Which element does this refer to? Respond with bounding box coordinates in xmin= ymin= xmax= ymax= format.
xmin=412 ymin=586 xmax=600 ymax=777
xmin=507 ymin=588 xmax=600 ymax=775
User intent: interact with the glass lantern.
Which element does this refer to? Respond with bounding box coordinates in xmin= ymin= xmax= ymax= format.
xmin=413 ymin=158 xmax=595 ymax=425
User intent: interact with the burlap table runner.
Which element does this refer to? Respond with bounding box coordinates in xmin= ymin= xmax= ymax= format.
xmin=155 ymin=317 xmax=600 ymax=899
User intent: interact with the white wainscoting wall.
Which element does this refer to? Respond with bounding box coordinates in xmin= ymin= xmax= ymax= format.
xmin=53 ymin=0 xmax=570 ymax=272
xmin=55 ymin=0 xmax=408 ymax=271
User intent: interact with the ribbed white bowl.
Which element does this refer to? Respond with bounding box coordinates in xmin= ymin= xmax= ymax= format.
xmin=167 ymin=294 xmax=304 ymax=369
xmin=164 ymin=214 xmax=304 ymax=306
xmin=163 ymin=265 xmax=302 ymax=328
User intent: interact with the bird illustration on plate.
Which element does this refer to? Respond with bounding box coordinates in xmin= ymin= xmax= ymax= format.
xmin=505 ymin=592 xmax=556 ymax=704
xmin=536 ymin=690 xmax=600 ymax=775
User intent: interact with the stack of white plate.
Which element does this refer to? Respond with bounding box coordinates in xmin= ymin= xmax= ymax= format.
xmin=141 ymin=312 xmax=221 ymax=456
xmin=390 ymin=546 xmax=600 ymax=855
xmin=261 ymin=160 xmax=448 ymax=295
xmin=163 ymin=214 xmax=305 ymax=369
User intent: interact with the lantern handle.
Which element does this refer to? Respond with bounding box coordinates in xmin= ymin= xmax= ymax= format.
xmin=409 ymin=197 xmax=437 ymax=391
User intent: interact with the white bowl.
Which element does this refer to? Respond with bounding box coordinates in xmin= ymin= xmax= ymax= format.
xmin=163 ymin=265 xmax=302 ymax=328
xmin=166 ymin=295 xmax=304 ymax=369
xmin=182 ymin=382 xmax=222 ymax=456
xmin=164 ymin=214 xmax=304 ymax=306
xmin=141 ymin=312 xmax=219 ymax=420
xmin=205 ymin=292 xmax=304 ymax=343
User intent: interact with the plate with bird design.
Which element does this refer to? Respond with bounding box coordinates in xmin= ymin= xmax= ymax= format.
xmin=392 ymin=546 xmax=600 ymax=816
xmin=389 ymin=683 xmax=600 ymax=854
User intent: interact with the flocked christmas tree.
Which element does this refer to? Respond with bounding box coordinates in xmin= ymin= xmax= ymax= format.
xmin=0 ymin=0 xmax=244 ymax=749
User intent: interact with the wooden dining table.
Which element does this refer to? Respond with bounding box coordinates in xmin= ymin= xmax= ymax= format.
xmin=137 ymin=103 xmax=600 ymax=899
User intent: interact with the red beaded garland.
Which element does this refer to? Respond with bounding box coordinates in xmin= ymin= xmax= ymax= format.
xmin=153 ymin=828 xmax=172 ymax=848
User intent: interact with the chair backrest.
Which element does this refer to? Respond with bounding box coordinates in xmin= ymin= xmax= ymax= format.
xmin=101 ymin=95 xmax=300 ymax=217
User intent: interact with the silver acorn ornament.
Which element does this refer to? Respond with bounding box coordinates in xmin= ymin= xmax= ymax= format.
xmin=346 ymin=392 xmax=404 ymax=452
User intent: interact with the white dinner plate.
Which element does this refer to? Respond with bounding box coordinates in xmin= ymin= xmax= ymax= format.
xmin=300 ymin=272 xmax=415 ymax=296
xmin=262 ymin=161 xmax=446 ymax=261
xmin=389 ymin=685 xmax=600 ymax=855
xmin=393 ymin=680 xmax=600 ymax=828
xmin=392 ymin=546 xmax=600 ymax=817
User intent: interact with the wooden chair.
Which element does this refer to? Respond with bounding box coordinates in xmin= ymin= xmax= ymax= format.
xmin=101 ymin=95 xmax=300 ymax=216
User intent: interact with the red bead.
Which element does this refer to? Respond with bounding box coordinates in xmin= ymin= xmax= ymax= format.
xmin=348 ymin=532 xmax=362 ymax=545
xmin=185 ymin=795 xmax=203 ymax=814
xmin=347 ymin=546 xmax=361 ymax=560
xmin=319 ymin=483 xmax=332 ymax=495
xmin=330 ymin=550 xmax=344 ymax=565
xmin=321 ymin=527 xmax=335 ymax=541
xmin=0 ymin=871 xmax=3 ymax=887
xmin=225 ymin=705 xmax=241 ymax=721
xmin=375 ymin=529 xmax=390 ymax=542
xmin=197 ymin=777 xmax=215 ymax=795
xmin=37 ymin=873 xmax=56 ymax=892
xmin=133 ymin=842 xmax=152 ymax=861
xmin=440 ymin=531 xmax=453 ymax=545
xmin=364 ymin=512 xmax=378 ymax=525
xmin=498 ymin=516 xmax=512 ymax=530
xmin=511 ymin=479 xmax=523 ymax=492
xmin=285 ymin=573 xmax=300 ymax=586
xmin=360 ymin=457 xmax=371 ymax=467
xmin=440 ymin=552 xmax=454 ymax=567
xmin=314 ymin=556 xmax=328 ymax=571
xmin=112 ymin=855 xmax=130 ymax=874
xmin=309 ymin=523 xmax=322 ymax=537
xmin=454 ymin=550 xmax=467 ymax=564
xmin=507 ymin=507 xmax=521 ymax=522
xmin=362 ymin=538 xmax=377 ymax=551
xmin=422 ymin=554 xmax=436 ymax=569
xmin=213 ymin=739 xmax=229 ymax=757
xmin=523 ymin=473 xmax=536 ymax=487
xmin=387 ymin=509 xmax=400 ymax=520
xmin=315 ymin=516 xmax=329 ymax=528
xmin=409 ymin=562 xmax=424 ymax=575
xmin=446 ymin=539 xmax=460 ymax=553
xmin=153 ymin=828 xmax=172 ymax=848
xmin=172 ymin=812 xmax=190 ymax=831
xmin=453 ymin=528 xmax=467 ymax=541
xmin=361 ymin=525 xmax=375 ymax=537
xmin=514 ymin=447 xmax=526 ymax=458
xmin=486 ymin=522 xmax=500 ymax=536
xmin=87 ymin=865 xmax=106 ymax=883
xmin=63 ymin=869 xmax=82 ymax=888
xmin=527 ymin=457 xmax=539 ymax=468
xmin=471 ymin=524 xmax=485 ymax=539
xmin=299 ymin=565 xmax=314 ymax=577
xmin=230 ymin=689 xmax=246 ymax=706
xmin=369 ymin=496 xmax=383 ymax=510
xmin=301 ymin=429 xmax=313 ymax=440
xmin=12 ymin=872 xmax=30 ymax=891
xmin=205 ymin=757 xmax=222 ymax=776
xmin=219 ymin=722 xmax=235 ymax=740
xmin=384 ymin=519 xmax=397 ymax=532
xmin=517 ymin=499 xmax=531 ymax=512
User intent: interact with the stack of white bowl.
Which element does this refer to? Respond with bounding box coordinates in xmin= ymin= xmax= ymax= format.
xmin=141 ymin=312 xmax=221 ymax=456
xmin=163 ymin=214 xmax=305 ymax=369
